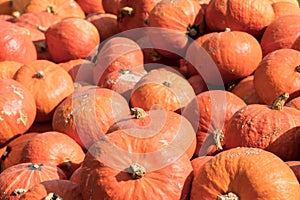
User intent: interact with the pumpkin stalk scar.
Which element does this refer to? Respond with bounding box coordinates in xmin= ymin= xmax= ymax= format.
xmin=120 ymin=7 xmax=135 ymax=18
xmin=0 ymin=116 xmax=4 ymax=121
xmin=34 ymin=70 xmax=45 ymax=79
xmin=217 ymin=192 xmax=239 ymax=200
xmin=10 ymin=84 xmax=24 ymax=99
xmin=16 ymin=110 xmax=28 ymax=126
xmin=131 ymin=107 xmax=148 ymax=119
xmin=127 ymin=163 xmax=146 ymax=179
xmin=11 ymin=188 xmax=27 ymax=196
xmin=213 ymin=129 xmax=224 ymax=150
xmin=270 ymin=92 xmax=289 ymax=110
xmin=44 ymin=192 xmax=63 ymax=200
xmin=163 ymin=81 xmax=172 ymax=87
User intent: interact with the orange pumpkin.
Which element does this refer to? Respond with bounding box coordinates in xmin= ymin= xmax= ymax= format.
xmin=75 ymin=0 xmax=104 ymax=14
xmin=0 ymin=0 xmax=14 ymax=15
xmin=187 ymin=74 xmax=208 ymax=95
xmin=45 ymin=17 xmax=100 ymax=63
xmin=0 ymin=61 xmax=23 ymax=79
xmin=268 ymin=0 xmax=299 ymax=6
xmin=102 ymin=0 xmax=121 ymax=15
xmin=190 ymin=147 xmax=300 ymax=199
xmin=13 ymin=59 xmax=74 ymax=122
xmin=0 ymin=79 xmax=36 ymax=147
xmin=272 ymin=2 xmax=300 ymax=19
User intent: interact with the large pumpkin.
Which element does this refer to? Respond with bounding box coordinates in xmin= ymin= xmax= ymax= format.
xmin=0 ymin=61 xmax=23 ymax=79
xmin=45 ymin=17 xmax=100 ymax=63
xmin=19 ymin=180 xmax=82 ymax=200
xmin=190 ymin=147 xmax=300 ymax=199
xmin=130 ymin=68 xmax=196 ymax=112
xmin=182 ymin=90 xmax=246 ymax=156
xmin=253 ymin=48 xmax=300 ymax=105
xmin=0 ymin=21 xmax=37 ymax=64
xmin=260 ymin=15 xmax=300 ymax=56
xmin=80 ymin=129 xmax=193 ymax=200
xmin=0 ymin=79 xmax=36 ymax=147
xmin=0 ymin=163 xmax=66 ymax=200
xmin=224 ymin=93 xmax=300 ymax=161
xmin=13 ymin=59 xmax=74 ymax=122
xmin=52 ymin=86 xmax=131 ymax=150
xmin=205 ymin=0 xmax=275 ymax=37
xmin=19 ymin=131 xmax=85 ymax=178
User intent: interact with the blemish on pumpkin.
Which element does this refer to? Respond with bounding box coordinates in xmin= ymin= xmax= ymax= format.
xmin=257 ymin=127 xmax=281 ymax=146
xmin=11 ymin=188 xmax=27 ymax=196
xmin=0 ymin=116 xmax=4 ymax=121
xmin=10 ymin=84 xmax=24 ymax=99
xmin=16 ymin=110 xmax=28 ymax=126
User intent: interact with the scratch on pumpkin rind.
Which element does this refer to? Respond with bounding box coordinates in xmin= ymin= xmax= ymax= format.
xmin=16 ymin=110 xmax=28 ymax=126
xmin=10 ymin=84 xmax=24 ymax=99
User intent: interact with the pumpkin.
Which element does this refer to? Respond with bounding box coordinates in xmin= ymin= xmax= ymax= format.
xmin=13 ymin=59 xmax=74 ymax=122
xmin=286 ymin=96 xmax=300 ymax=110
xmin=69 ymin=165 xmax=82 ymax=185
xmin=12 ymin=0 xmax=85 ymax=19
xmin=117 ymin=0 xmax=161 ymax=32
xmin=0 ymin=61 xmax=23 ymax=79
xmin=80 ymin=129 xmax=193 ymax=200
xmin=190 ymin=147 xmax=300 ymax=199
xmin=199 ymin=29 xmax=262 ymax=84
xmin=0 ymin=163 xmax=66 ymax=200
xmin=148 ymin=0 xmax=204 ymax=58
xmin=272 ymin=2 xmax=300 ymax=19
xmin=0 ymin=132 xmax=38 ymax=171
xmin=100 ymin=67 xmax=147 ymax=101
xmin=187 ymin=74 xmax=208 ymax=95
xmin=130 ymin=67 xmax=196 ymax=112
xmin=0 ymin=0 xmax=13 ymax=15
xmin=268 ymin=0 xmax=299 ymax=6
xmin=190 ymin=155 xmax=213 ymax=183
xmin=93 ymin=36 xmax=144 ymax=86
xmin=292 ymin=35 xmax=300 ymax=51
xmin=286 ymin=161 xmax=300 ymax=182
xmin=19 ymin=131 xmax=85 ymax=178
xmin=108 ymin=107 xmax=197 ymax=159
xmin=52 ymin=86 xmax=131 ymax=150
xmin=182 ymin=90 xmax=246 ymax=156
xmin=225 ymin=93 xmax=300 ymax=161
xmin=58 ymin=58 xmax=95 ymax=84
xmin=231 ymin=75 xmax=263 ymax=105
xmin=86 ymin=12 xmax=120 ymax=42
xmin=253 ymin=48 xmax=300 ymax=105
xmin=0 ymin=21 xmax=37 ymax=64
xmin=0 ymin=79 xmax=36 ymax=147
xmin=75 ymin=0 xmax=104 ymax=14
xmin=260 ymin=15 xmax=300 ymax=56
xmin=205 ymin=0 xmax=275 ymax=37
xmin=45 ymin=17 xmax=100 ymax=63
xmin=19 ymin=180 xmax=82 ymax=200
xmin=102 ymin=0 xmax=121 ymax=15
xmin=0 ymin=14 xmax=14 ymax=21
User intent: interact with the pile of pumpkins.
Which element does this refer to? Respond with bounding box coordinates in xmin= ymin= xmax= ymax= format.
xmin=0 ymin=0 xmax=299 ymax=199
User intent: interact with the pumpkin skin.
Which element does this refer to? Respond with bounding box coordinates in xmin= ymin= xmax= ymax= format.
xmin=13 ymin=60 xmax=74 ymax=122
xmin=292 ymin=35 xmax=300 ymax=51
xmin=224 ymin=93 xmax=300 ymax=161
xmin=45 ymin=17 xmax=100 ymax=63
xmin=0 ymin=132 xmax=38 ymax=171
xmin=190 ymin=147 xmax=300 ymax=200
xmin=117 ymin=0 xmax=161 ymax=32
xmin=182 ymin=90 xmax=246 ymax=156
xmin=205 ymin=0 xmax=275 ymax=37
xmin=231 ymin=75 xmax=263 ymax=105
xmin=199 ymin=30 xmax=262 ymax=84
xmin=148 ymin=0 xmax=204 ymax=58
xmin=80 ymin=129 xmax=193 ymax=200
xmin=19 ymin=180 xmax=82 ymax=200
xmin=268 ymin=0 xmax=299 ymax=6
xmin=93 ymin=36 xmax=144 ymax=86
xmin=108 ymin=108 xmax=197 ymax=159
xmin=253 ymin=48 xmax=300 ymax=105
xmin=19 ymin=131 xmax=85 ymax=178
xmin=102 ymin=0 xmax=121 ymax=15
xmin=286 ymin=96 xmax=300 ymax=110
xmin=69 ymin=165 xmax=82 ymax=185
xmin=286 ymin=161 xmax=300 ymax=182
xmin=260 ymin=15 xmax=300 ymax=56
xmin=0 ymin=0 xmax=13 ymax=15
xmin=130 ymin=68 xmax=196 ymax=112
xmin=0 ymin=61 xmax=23 ymax=79
xmin=75 ymin=0 xmax=104 ymax=14
xmin=0 ymin=21 xmax=37 ymax=64
xmin=187 ymin=74 xmax=209 ymax=95
xmin=272 ymin=2 xmax=300 ymax=19
xmin=0 ymin=79 xmax=36 ymax=147
xmin=52 ymin=86 xmax=131 ymax=150
xmin=86 ymin=12 xmax=120 ymax=42
xmin=0 ymin=163 xmax=67 ymax=200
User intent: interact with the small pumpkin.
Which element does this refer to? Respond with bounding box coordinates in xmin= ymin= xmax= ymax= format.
xmin=0 ymin=79 xmax=36 ymax=147
xmin=13 ymin=59 xmax=74 ymax=122
xmin=75 ymin=0 xmax=104 ymax=14
xmin=190 ymin=147 xmax=300 ymax=199
xmin=0 ymin=163 xmax=66 ymax=200
xmin=0 ymin=61 xmax=23 ymax=79
xmin=45 ymin=17 xmax=100 ymax=63
xmin=224 ymin=93 xmax=300 ymax=161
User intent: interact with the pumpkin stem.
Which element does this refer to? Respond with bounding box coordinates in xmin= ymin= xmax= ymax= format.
xmin=270 ymin=92 xmax=289 ymax=110
xmin=296 ymin=65 xmax=300 ymax=72
xmin=224 ymin=27 xmax=231 ymax=32
xmin=217 ymin=192 xmax=239 ymax=200
xmin=28 ymin=163 xmax=43 ymax=170
xmin=118 ymin=69 xmax=131 ymax=75
xmin=187 ymin=24 xmax=200 ymax=39
xmin=120 ymin=7 xmax=135 ymax=18
xmin=131 ymin=107 xmax=148 ymax=119
xmin=213 ymin=129 xmax=224 ymax=151
xmin=44 ymin=193 xmax=63 ymax=200
xmin=36 ymin=24 xmax=48 ymax=33
xmin=163 ymin=81 xmax=172 ymax=87
xmin=34 ymin=70 xmax=45 ymax=79
xmin=127 ymin=163 xmax=146 ymax=179
xmin=46 ymin=6 xmax=57 ymax=14
xmin=12 ymin=11 xmax=21 ymax=18
xmin=11 ymin=188 xmax=27 ymax=196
